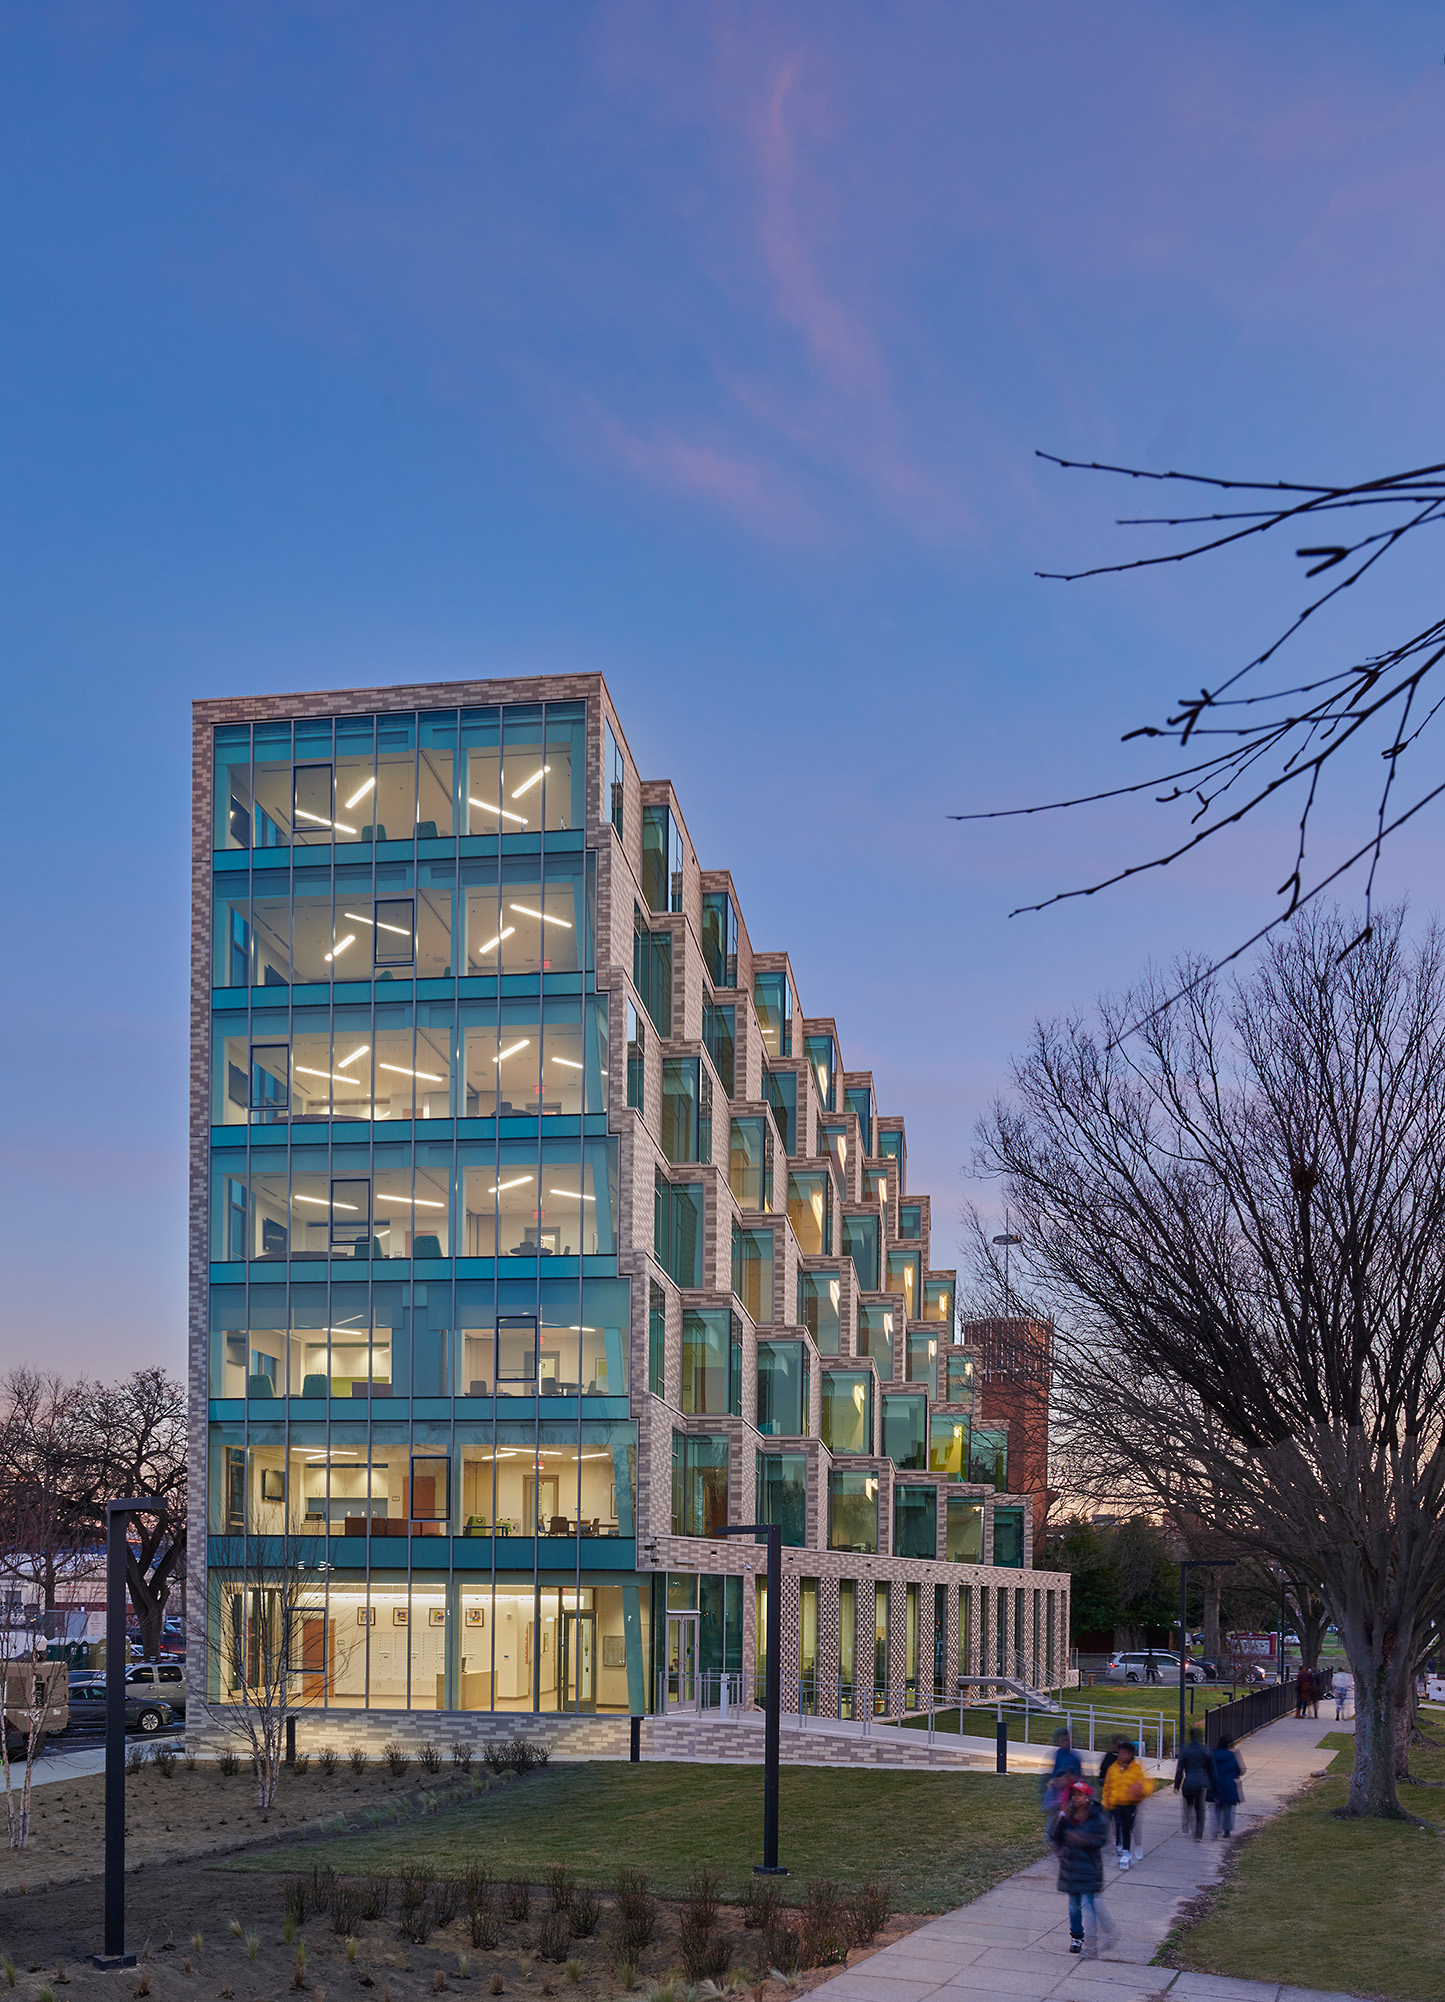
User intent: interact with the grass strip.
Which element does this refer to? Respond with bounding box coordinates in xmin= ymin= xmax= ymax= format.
xmin=223 ymin=1759 xmax=1046 ymax=1911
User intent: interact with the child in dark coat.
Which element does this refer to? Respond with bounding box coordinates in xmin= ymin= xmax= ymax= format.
xmin=1053 ymin=1781 xmax=1116 ymax=1957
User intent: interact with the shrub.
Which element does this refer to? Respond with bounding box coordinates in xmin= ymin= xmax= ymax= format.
xmin=219 ymin=1750 xmax=240 ymax=1777
xmin=125 ymin=1745 xmax=145 ymax=1775
xmin=349 ymin=1746 xmax=368 ymax=1773
xmin=182 ymin=1748 xmax=197 ymax=1773
xmin=384 ymin=1742 xmax=411 ymax=1778
xmin=761 ymin=1909 xmax=800 ymax=1976
xmin=504 ymin=1880 xmax=531 ymax=1923
xmin=318 ymin=1747 xmax=339 ymax=1776
xmin=331 ymin=1886 xmax=361 ymax=1936
xmin=359 ymin=1875 xmax=392 ymax=1922
xmin=611 ymin=1869 xmax=657 ymax=1960
xmin=545 ymin=1864 xmax=574 ymax=1912
xmin=418 ymin=1742 xmax=442 ymax=1775
xmin=398 ymin=1865 xmax=436 ymax=1943
xmin=153 ymin=1747 xmax=177 ymax=1778
xmin=738 ymin=1878 xmax=781 ymax=1931
xmin=282 ymin=1877 xmax=309 ymax=1925
xmin=292 ymin=1751 xmax=311 ymax=1776
xmin=431 ymin=1879 xmax=460 ymax=1930
xmin=568 ymin=1888 xmax=600 ymax=1939
xmin=464 ymin=1865 xmax=500 ymax=1950
xmin=848 ymin=1876 xmax=892 ymax=1947
xmin=535 ymin=1911 xmax=570 ymax=1964
xmin=678 ymin=1870 xmax=729 ymax=1984
xmin=799 ymin=1879 xmax=848 ymax=1968
xmin=451 ymin=1741 xmax=473 ymax=1772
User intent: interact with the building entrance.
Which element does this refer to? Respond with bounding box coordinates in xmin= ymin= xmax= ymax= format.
xmin=664 ymin=1613 xmax=698 ymax=1711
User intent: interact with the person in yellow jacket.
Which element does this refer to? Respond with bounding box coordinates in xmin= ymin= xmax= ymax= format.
xmin=1100 ymin=1739 xmax=1153 ymax=1868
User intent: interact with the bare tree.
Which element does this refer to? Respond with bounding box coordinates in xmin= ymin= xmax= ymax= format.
xmin=202 ymin=1527 xmax=357 ymax=1811
xmin=0 ymin=1609 xmax=66 ymax=1849
xmin=0 ymin=1370 xmax=96 ymax=1626
xmin=977 ymin=907 xmax=1445 ymax=1819
xmin=81 ymin=1370 xmax=187 ymax=1660
xmin=955 ymin=457 xmax=1445 ymax=993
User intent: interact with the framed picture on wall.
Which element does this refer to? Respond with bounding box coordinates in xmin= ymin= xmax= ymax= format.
xmin=602 ymin=1636 xmax=626 ymax=1668
xmin=356 ymin=1607 xmax=376 ymax=1627
xmin=261 ymin=1470 xmax=284 ymax=1502
xmin=428 ymin=1608 xmax=446 ymax=1628
xmin=465 ymin=1606 xmax=485 ymax=1628
xmin=393 ymin=1607 xmax=408 ymax=1628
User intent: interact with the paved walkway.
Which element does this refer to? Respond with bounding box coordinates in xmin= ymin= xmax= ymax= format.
xmin=822 ymin=1710 xmax=1359 ymax=2002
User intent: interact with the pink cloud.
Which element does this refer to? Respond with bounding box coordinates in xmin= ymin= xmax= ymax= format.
xmin=586 ymin=401 xmax=824 ymax=544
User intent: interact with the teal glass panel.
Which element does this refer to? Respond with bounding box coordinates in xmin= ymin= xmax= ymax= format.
xmin=756 ymin=1340 xmax=805 ymax=1436
xmin=681 ymin=1309 xmax=735 ymax=1416
xmin=946 ymin=1497 xmax=984 ymax=1563
xmin=797 ymin=1269 xmax=840 ymax=1355
xmin=703 ymin=1000 xmax=735 ymax=1095
xmin=731 ymin=1225 xmax=773 ymax=1323
xmin=765 ymin=1069 xmax=795 ymax=1152
xmin=729 ymin=1117 xmax=770 ymax=1210
xmin=845 ymin=1086 xmax=872 ymax=1156
xmin=894 ymin=1485 xmax=938 ymax=1560
xmin=856 ymin=1305 xmax=893 ymax=1376
xmin=842 ymin=1213 xmax=879 ymax=1290
xmin=829 ymin=1470 xmax=878 ymax=1554
xmin=701 ymin=891 xmax=737 ymax=988
xmin=542 ymin=705 xmax=585 ymax=833
xmin=754 ymin=971 xmax=791 ymax=1057
xmin=906 ymin=1330 xmax=938 ymax=1394
xmin=214 ymin=725 xmax=252 ymax=851
xmin=882 ymin=1391 xmax=927 ymax=1471
xmin=804 ymin=1034 xmax=835 ymax=1112
xmin=788 ymin=1172 xmax=830 ymax=1255
xmin=993 ymin=1507 xmax=1025 ymax=1568
xmin=641 ymin=804 xmax=680 ymax=913
xmin=662 ymin=1056 xmax=711 ymax=1163
xmin=929 ymin=1411 xmax=969 ymax=1477
xmin=970 ymin=1427 xmax=1009 ymax=1490
xmin=648 ymin=1280 xmax=666 ymax=1397
xmin=671 ymin=1432 xmax=728 ymax=1536
xmin=898 ymin=1203 xmax=922 ymax=1240
xmin=757 ymin=1452 xmax=807 ymax=1547
xmin=654 ymin=1174 xmax=703 ymax=1288
xmin=923 ymin=1278 xmax=955 ymax=1329
xmin=820 ymin=1371 xmax=871 ymax=1455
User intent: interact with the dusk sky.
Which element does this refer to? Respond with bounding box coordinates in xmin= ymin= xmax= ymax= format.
xmin=6 ymin=3 xmax=1445 ymax=1377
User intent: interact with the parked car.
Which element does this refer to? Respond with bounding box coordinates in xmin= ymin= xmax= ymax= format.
xmin=65 ymin=1680 xmax=175 ymax=1735
xmin=125 ymin=1661 xmax=186 ymax=1716
xmin=1104 ymin=1649 xmax=1203 ymax=1684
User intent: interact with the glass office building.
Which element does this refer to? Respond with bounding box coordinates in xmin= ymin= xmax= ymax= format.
xmin=192 ymin=677 xmax=1067 ymax=1739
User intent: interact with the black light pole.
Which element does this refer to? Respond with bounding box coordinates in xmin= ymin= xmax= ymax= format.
xmin=93 ymin=1498 xmax=156 ymax=1970
xmin=1177 ymin=1560 xmax=1235 ymax=1757
xmin=719 ymin=1522 xmax=786 ymax=1875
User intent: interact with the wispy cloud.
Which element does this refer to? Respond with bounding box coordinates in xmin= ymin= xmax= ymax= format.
xmin=587 ymin=401 xmax=823 ymax=544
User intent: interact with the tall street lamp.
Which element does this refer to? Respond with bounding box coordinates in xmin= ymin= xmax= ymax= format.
xmin=93 ymin=1497 xmax=160 ymax=1970
xmin=718 ymin=1523 xmax=786 ymax=1876
xmin=991 ymin=1220 xmax=1023 ymax=1318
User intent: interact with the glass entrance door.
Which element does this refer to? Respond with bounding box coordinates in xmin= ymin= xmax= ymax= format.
xmin=665 ymin=1613 xmax=698 ymax=1711
xmin=561 ymin=1612 xmax=596 ymax=1712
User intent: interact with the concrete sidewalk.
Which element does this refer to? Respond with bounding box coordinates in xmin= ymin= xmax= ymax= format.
xmin=820 ymin=1711 xmax=1357 ymax=2002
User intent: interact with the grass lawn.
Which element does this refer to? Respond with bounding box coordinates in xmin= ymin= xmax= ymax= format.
xmin=1165 ymin=1732 xmax=1445 ymax=2001
xmin=903 ymin=1679 xmax=1238 ymax=1753
xmin=228 ymin=1760 xmax=1046 ymax=1911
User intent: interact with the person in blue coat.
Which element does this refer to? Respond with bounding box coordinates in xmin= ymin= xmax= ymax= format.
xmin=1210 ymin=1734 xmax=1245 ymax=1837
xmin=1053 ymin=1781 xmax=1116 ymax=1958
xmin=1042 ymin=1726 xmax=1083 ymax=1832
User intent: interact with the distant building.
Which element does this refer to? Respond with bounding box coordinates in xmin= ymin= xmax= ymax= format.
xmin=960 ymin=1317 xmax=1052 ymax=1540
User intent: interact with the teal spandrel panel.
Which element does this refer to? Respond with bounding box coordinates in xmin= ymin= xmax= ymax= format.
xmin=212 ymin=851 xmax=250 ymax=874
xmin=213 ymin=993 xmax=249 ymax=1014
xmin=210 ymin=1264 xmax=246 ymax=1285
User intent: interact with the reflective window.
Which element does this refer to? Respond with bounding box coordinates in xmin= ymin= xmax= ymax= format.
xmin=757 ymin=1451 xmax=807 ymax=1547
xmin=605 ymin=717 xmax=624 ymax=835
xmin=701 ymin=891 xmax=737 ymax=988
xmin=788 ymin=1172 xmax=831 ymax=1255
xmin=633 ymin=909 xmax=672 ymax=1036
xmin=417 ymin=711 xmax=458 ymax=837
xmin=214 ymin=725 xmax=253 ymax=850
xmin=894 ymin=1485 xmax=938 ymax=1560
xmin=946 ymin=1349 xmax=975 ymax=1403
xmin=681 ymin=1309 xmax=740 ymax=1417
xmin=929 ymin=1413 xmax=969 ymax=1477
xmin=756 ymin=1340 xmax=807 ymax=1436
xmin=842 ymin=1213 xmax=879 ymax=1290
xmin=626 ymin=1000 xmax=644 ymax=1111
xmin=797 ymin=1269 xmax=840 ymax=1355
xmin=702 ymin=1000 xmax=735 ymax=1096
xmin=804 ymin=1034 xmax=836 ymax=1113
xmin=829 ymin=1471 xmax=878 ymax=1554
xmin=642 ymin=804 xmax=682 ymax=914
xmin=460 ymin=1138 xmax=617 ymax=1258
xmin=924 ymin=1279 xmax=955 ymax=1326
xmin=765 ymin=1069 xmax=796 ymax=1153
xmin=654 ymin=1174 xmax=704 ymax=1289
xmin=898 ymin=1203 xmax=922 ymax=1241
xmin=856 ymin=1305 xmax=893 ymax=1377
xmin=877 ymin=1129 xmax=903 ymax=1167
xmin=970 ymin=1427 xmax=1009 ymax=1490
xmin=993 ymin=1507 xmax=1025 ymax=1569
xmin=731 ymin=1224 xmax=773 ymax=1324
xmin=662 ymin=1057 xmax=712 ymax=1164
xmin=820 ymin=1371 xmax=872 ymax=1455
xmin=845 ymin=1086 xmax=873 ymax=1157
xmin=729 ymin=1117 xmax=771 ymax=1211
xmin=906 ymin=1330 xmax=938 ymax=1394
xmin=754 ymin=971 xmax=791 ymax=1057
xmin=461 ymin=855 xmax=587 ymax=975
xmin=882 ymin=1391 xmax=927 ymax=1471
xmin=648 ymin=1281 xmax=666 ymax=1398
xmin=946 ymin=1497 xmax=984 ymax=1564
xmin=672 ymin=1432 xmax=728 ymax=1537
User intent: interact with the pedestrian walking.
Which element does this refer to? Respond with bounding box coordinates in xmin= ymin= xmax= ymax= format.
xmin=1309 ymin=1667 xmax=1321 ymax=1718
xmin=1052 ymin=1781 xmax=1116 ymax=1958
xmin=1096 ymin=1735 xmax=1125 ymax=1795
xmin=1334 ymin=1670 xmax=1352 ymax=1720
xmin=1144 ymin=1649 xmax=1160 ymax=1685
xmin=1101 ymin=1739 xmax=1152 ymax=1868
xmin=1173 ymin=1725 xmax=1211 ymax=1840
xmin=1294 ymin=1665 xmax=1309 ymax=1719
xmin=1041 ymin=1727 xmax=1083 ymax=1835
xmin=1210 ymin=1734 xmax=1245 ymax=1837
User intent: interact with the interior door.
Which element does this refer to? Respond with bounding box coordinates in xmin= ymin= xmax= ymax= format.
xmin=665 ymin=1614 xmax=698 ymax=1712
xmin=300 ymin=1613 xmax=330 ymax=1702
xmin=562 ymin=1613 xmax=596 ymax=1712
